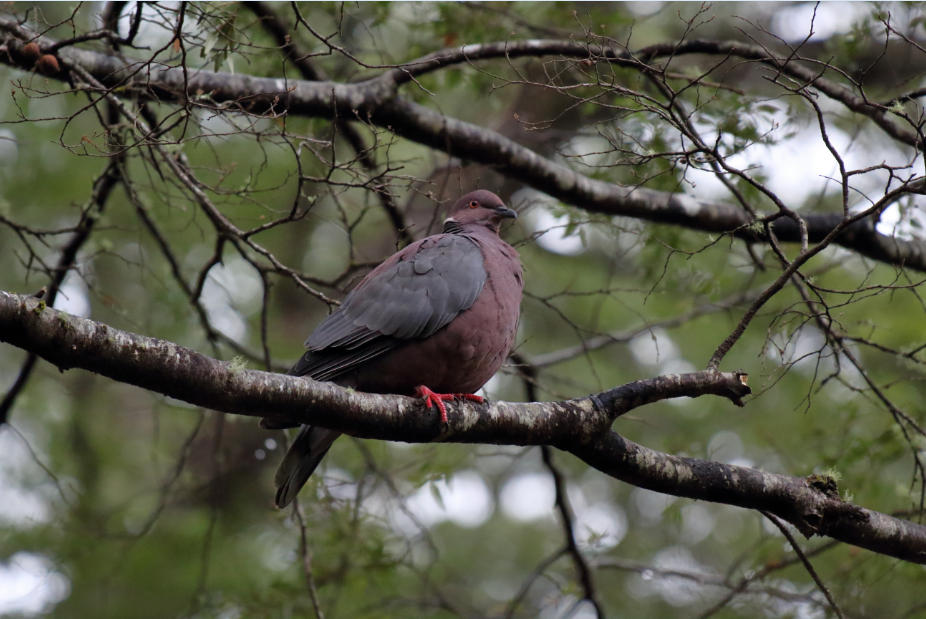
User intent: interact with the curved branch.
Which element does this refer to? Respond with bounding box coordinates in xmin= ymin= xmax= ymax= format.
xmin=0 ymin=290 xmax=748 ymax=446
xmin=376 ymin=38 xmax=918 ymax=150
xmin=1 ymin=289 xmax=925 ymax=565
xmin=374 ymin=100 xmax=926 ymax=271
xmin=3 ymin=21 xmax=926 ymax=272
xmin=571 ymin=432 xmax=926 ymax=565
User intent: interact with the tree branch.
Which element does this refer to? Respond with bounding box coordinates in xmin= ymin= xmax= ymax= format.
xmin=4 ymin=21 xmax=926 ymax=273
xmin=541 ymin=445 xmax=604 ymax=619
xmin=2 ymin=289 xmax=925 ymax=565
xmin=570 ymin=432 xmax=926 ymax=565
xmin=0 ymin=290 xmax=748 ymax=446
xmin=762 ymin=511 xmax=846 ymax=619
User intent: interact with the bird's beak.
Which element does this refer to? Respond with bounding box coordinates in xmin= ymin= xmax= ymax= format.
xmin=494 ymin=206 xmax=518 ymax=220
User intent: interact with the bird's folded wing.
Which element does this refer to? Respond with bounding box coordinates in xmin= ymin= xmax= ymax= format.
xmin=289 ymin=234 xmax=487 ymax=380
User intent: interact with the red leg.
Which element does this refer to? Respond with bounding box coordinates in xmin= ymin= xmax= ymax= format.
xmin=415 ymin=385 xmax=484 ymax=423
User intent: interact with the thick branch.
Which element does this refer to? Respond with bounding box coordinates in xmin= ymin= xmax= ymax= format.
xmin=3 ymin=23 xmax=926 ymax=272
xmin=0 ymin=290 xmax=748 ymax=447
xmin=2 ymin=289 xmax=926 ymax=565
xmin=570 ymin=433 xmax=926 ymax=565
xmin=373 ymin=38 xmax=918 ymax=150
xmin=375 ymin=100 xmax=926 ymax=270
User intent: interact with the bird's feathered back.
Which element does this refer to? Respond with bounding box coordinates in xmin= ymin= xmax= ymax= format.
xmin=270 ymin=190 xmax=522 ymax=508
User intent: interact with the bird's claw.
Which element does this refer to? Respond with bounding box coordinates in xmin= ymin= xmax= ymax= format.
xmin=416 ymin=385 xmax=484 ymax=423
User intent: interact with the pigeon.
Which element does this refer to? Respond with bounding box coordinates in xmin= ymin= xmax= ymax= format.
xmin=266 ymin=190 xmax=523 ymax=508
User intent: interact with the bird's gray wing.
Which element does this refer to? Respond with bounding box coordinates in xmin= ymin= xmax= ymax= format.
xmin=270 ymin=235 xmax=488 ymax=508
xmin=289 ymin=234 xmax=486 ymax=380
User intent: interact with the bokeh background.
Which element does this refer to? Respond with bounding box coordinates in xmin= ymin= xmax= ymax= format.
xmin=2 ymin=2 xmax=926 ymax=618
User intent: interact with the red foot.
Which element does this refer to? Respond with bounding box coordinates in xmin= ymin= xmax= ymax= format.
xmin=415 ymin=385 xmax=484 ymax=423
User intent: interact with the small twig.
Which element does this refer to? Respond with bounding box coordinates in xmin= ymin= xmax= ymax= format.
xmin=294 ymin=499 xmax=327 ymax=619
xmin=761 ymin=511 xmax=846 ymax=619
xmin=541 ymin=446 xmax=605 ymax=619
xmin=504 ymin=547 xmax=568 ymax=619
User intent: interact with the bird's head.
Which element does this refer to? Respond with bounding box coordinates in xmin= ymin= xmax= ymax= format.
xmin=443 ymin=190 xmax=517 ymax=234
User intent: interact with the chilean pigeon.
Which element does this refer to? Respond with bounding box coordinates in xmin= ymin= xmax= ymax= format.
xmin=266 ymin=190 xmax=523 ymax=508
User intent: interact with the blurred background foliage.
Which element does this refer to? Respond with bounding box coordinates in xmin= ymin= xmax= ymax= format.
xmin=2 ymin=2 xmax=926 ymax=618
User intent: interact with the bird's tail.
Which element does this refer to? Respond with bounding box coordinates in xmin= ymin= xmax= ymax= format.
xmin=274 ymin=425 xmax=340 ymax=508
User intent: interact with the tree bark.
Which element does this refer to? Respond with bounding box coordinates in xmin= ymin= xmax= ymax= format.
xmin=3 ymin=20 xmax=926 ymax=272
xmin=2 ymin=289 xmax=924 ymax=565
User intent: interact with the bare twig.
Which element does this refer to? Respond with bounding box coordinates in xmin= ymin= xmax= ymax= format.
xmin=541 ymin=446 xmax=604 ymax=618
xmin=762 ymin=512 xmax=846 ymax=619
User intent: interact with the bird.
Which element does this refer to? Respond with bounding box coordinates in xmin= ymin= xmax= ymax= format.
xmin=264 ymin=190 xmax=523 ymax=508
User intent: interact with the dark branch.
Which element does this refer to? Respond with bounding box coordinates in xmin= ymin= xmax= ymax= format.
xmin=542 ymin=446 xmax=604 ymax=618
xmin=0 ymin=290 xmax=748 ymax=446
xmin=2 ymin=290 xmax=925 ymax=565
xmin=3 ymin=22 xmax=926 ymax=272
xmin=570 ymin=432 xmax=926 ymax=565
xmin=762 ymin=512 xmax=846 ymax=619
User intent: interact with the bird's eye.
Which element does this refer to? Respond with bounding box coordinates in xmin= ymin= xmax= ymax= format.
xmin=469 ymin=201 xmax=478 ymax=208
